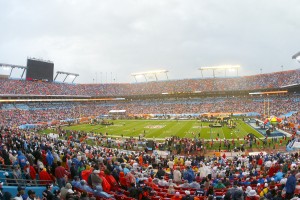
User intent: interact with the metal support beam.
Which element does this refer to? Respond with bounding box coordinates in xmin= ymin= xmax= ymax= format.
xmin=9 ymin=68 xmax=14 ymax=77
xmin=54 ymin=73 xmax=59 ymax=81
xmin=63 ymin=74 xmax=69 ymax=82
xmin=21 ymin=68 xmax=26 ymax=79
xmin=72 ymin=76 xmax=77 ymax=83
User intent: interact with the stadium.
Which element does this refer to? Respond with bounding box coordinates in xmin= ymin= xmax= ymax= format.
xmin=0 ymin=57 xmax=299 ymax=199
xmin=2 ymin=1 xmax=300 ymax=199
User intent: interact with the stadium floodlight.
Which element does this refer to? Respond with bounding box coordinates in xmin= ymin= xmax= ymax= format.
xmin=54 ymin=71 xmax=79 ymax=83
xmin=0 ymin=63 xmax=27 ymax=79
xmin=292 ymin=52 xmax=300 ymax=62
xmin=131 ymin=70 xmax=169 ymax=82
xmin=199 ymin=65 xmax=240 ymax=77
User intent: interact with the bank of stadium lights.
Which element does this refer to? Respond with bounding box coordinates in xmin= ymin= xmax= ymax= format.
xmin=131 ymin=70 xmax=169 ymax=82
xmin=54 ymin=71 xmax=79 ymax=83
xmin=0 ymin=63 xmax=27 ymax=79
xmin=292 ymin=52 xmax=300 ymax=62
xmin=199 ymin=65 xmax=240 ymax=78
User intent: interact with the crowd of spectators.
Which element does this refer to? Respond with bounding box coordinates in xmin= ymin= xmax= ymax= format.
xmin=0 ymin=126 xmax=299 ymax=199
xmin=0 ymin=95 xmax=299 ymax=129
xmin=0 ymin=69 xmax=299 ymax=97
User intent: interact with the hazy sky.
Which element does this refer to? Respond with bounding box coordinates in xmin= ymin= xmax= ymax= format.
xmin=0 ymin=0 xmax=300 ymax=83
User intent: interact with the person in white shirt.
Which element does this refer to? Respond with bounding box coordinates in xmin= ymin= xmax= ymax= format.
xmin=173 ymin=167 xmax=182 ymax=183
xmin=167 ymin=159 xmax=174 ymax=169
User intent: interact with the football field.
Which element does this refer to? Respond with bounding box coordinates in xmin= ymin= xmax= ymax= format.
xmin=62 ymin=119 xmax=263 ymax=140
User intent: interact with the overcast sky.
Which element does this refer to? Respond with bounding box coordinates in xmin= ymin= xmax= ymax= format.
xmin=0 ymin=0 xmax=300 ymax=83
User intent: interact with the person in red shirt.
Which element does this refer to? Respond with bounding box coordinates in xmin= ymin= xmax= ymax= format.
xmin=24 ymin=161 xmax=37 ymax=183
xmin=55 ymin=161 xmax=68 ymax=188
xmin=39 ymin=167 xmax=53 ymax=185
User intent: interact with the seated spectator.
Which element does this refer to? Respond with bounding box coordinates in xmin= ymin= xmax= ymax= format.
xmin=195 ymin=184 xmax=206 ymax=197
xmin=88 ymin=169 xmax=102 ymax=188
xmin=182 ymin=190 xmax=193 ymax=200
xmin=79 ymin=180 xmax=93 ymax=193
xmin=66 ymin=188 xmax=79 ymax=200
xmin=168 ymin=185 xmax=176 ymax=194
xmin=189 ymin=180 xmax=200 ymax=189
xmin=245 ymin=190 xmax=260 ymax=200
xmin=179 ymin=180 xmax=190 ymax=188
xmin=171 ymin=192 xmax=182 ymax=200
xmin=71 ymin=176 xmax=81 ymax=188
xmin=93 ymin=185 xmax=114 ymax=199
xmin=214 ymin=180 xmax=226 ymax=189
xmin=61 ymin=183 xmax=73 ymax=200
xmin=158 ymin=178 xmax=168 ymax=186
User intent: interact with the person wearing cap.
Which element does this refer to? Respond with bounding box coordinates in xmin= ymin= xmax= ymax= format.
xmin=27 ymin=190 xmax=36 ymax=200
xmin=13 ymin=186 xmax=25 ymax=200
xmin=246 ymin=190 xmax=260 ymax=200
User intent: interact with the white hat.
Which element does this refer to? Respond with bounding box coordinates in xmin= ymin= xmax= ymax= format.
xmin=185 ymin=190 xmax=190 ymax=195
xmin=264 ymin=183 xmax=268 ymax=187
xmin=175 ymin=192 xmax=180 ymax=196
xmin=93 ymin=170 xmax=100 ymax=173
xmin=246 ymin=186 xmax=252 ymax=193
xmin=248 ymin=190 xmax=257 ymax=196
xmin=67 ymin=189 xmax=74 ymax=194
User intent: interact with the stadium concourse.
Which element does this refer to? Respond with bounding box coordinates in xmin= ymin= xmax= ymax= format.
xmin=0 ymin=70 xmax=300 ymax=199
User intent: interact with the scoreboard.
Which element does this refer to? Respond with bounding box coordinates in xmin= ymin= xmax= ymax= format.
xmin=26 ymin=58 xmax=54 ymax=82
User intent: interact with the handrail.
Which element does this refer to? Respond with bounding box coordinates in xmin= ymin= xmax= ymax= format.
xmin=0 ymin=177 xmax=55 ymax=187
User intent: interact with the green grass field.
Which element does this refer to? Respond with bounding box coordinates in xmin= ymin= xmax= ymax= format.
xmin=62 ymin=119 xmax=264 ymax=140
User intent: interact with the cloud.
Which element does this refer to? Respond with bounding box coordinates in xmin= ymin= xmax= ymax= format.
xmin=0 ymin=0 xmax=300 ymax=83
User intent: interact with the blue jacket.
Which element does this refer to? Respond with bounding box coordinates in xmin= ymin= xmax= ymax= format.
xmin=183 ymin=169 xmax=195 ymax=183
xmin=286 ymin=174 xmax=296 ymax=193
xmin=17 ymin=151 xmax=27 ymax=168
xmin=46 ymin=150 xmax=54 ymax=166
